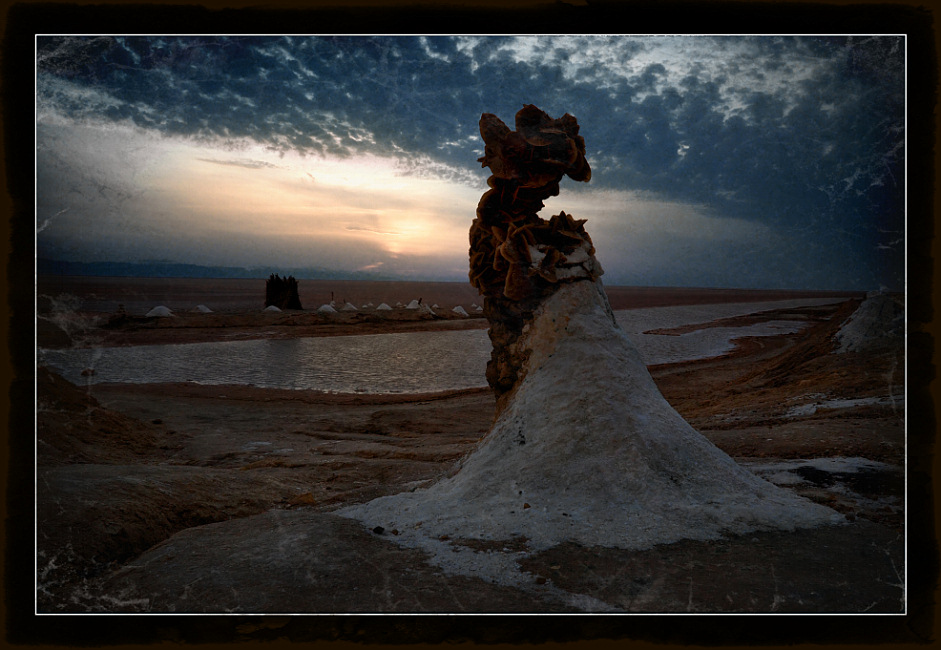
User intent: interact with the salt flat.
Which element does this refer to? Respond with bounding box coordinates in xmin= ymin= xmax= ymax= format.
xmin=615 ymin=297 xmax=848 ymax=365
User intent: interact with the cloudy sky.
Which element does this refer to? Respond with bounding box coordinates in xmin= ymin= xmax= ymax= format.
xmin=35 ymin=35 xmax=905 ymax=290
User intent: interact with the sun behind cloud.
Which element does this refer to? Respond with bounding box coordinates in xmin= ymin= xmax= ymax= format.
xmin=71 ymin=129 xmax=479 ymax=271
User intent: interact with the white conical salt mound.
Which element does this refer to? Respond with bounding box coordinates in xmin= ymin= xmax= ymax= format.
xmin=145 ymin=306 xmax=173 ymax=318
xmin=192 ymin=304 xmax=212 ymax=313
xmin=317 ymin=304 xmax=337 ymax=313
xmin=835 ymin=293 xmax=903 ymax=354
xmin=341 ymin=302 xmax=358 ymax=311
xmin=263 ymin=305 xmax=281 ymax=312
xmin=376 ymin=303 xmax=392 ymax=311
xmin=452 ymin=306 xmax=469 ymax=317
xmin=341 ymin=281 xmax=842 ymax=552
xmin=406 ymin=299 xmax=421 ymax=310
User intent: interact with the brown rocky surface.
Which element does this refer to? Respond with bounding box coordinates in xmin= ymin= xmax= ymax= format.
xmin=33 ymin=297 xmax=908 ymax=615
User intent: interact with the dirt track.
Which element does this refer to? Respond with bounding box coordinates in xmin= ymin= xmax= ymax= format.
xmin=35 ymin=296 xmax=907 ymax=614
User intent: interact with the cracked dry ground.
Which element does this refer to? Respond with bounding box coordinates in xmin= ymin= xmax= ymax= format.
xmin=36 ymin=299 xmax=905 ymax=613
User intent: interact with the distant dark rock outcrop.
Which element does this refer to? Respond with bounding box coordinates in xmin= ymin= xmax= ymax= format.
xmin=265 ymin=274 xmax=302 ymax=310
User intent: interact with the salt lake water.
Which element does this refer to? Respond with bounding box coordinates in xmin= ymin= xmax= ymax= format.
xmin=39 ymin=329 xmax=492 ymax=394
xmin=38 ymin=298 xmax=845 ymax=394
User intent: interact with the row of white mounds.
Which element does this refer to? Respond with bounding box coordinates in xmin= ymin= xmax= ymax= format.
xmin=145 ymin=305 xmax=216 ymax=317
xmin=313 ymin=301 xmax=480 ymax=317
xmin=307 ymin=300 xmax=482 ymax=317
xmin=144 ymin=302 xmax=482 ymax=317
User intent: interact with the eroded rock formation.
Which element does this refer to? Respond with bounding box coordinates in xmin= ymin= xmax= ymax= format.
xmin=265 ymin=273 xmax=302 ymax=310
xmin=469 ymin=105 xmax=604 ymax=401
xmin=339 ymin=105 xmax=841 ymax=561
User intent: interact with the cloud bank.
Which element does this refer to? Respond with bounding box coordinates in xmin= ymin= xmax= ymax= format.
xmin=36 ymin=35 xmax=905 ymax=290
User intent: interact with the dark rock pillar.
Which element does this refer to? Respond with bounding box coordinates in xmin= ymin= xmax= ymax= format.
xmin=265 ymin=273 xmax=302 ymax=310
xmin=469 ymin=105 xmax=603 ymax=402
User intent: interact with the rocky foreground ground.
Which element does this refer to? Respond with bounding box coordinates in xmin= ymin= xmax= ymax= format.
xmin=29 ymin=294 xmax=922 ymax=626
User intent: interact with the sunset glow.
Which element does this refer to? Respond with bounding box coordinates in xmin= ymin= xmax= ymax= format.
xmin=36 ymin=35 xmax=905 ymax=289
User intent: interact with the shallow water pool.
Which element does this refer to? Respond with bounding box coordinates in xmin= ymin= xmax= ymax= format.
xmin=39 ymin=298 xmax=842 ymax=394
xmin=39 ymin=329 xmax=493 ymax=394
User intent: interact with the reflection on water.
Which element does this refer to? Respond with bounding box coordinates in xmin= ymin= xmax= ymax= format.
xmin=39 ymin=299 xmax=837 ymax=394
xmin=39 ymin=329 xmax=492 ymax=394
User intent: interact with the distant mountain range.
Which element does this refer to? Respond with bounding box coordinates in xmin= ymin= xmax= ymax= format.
xmin=36 ymin=258 xmax=399 ymax=281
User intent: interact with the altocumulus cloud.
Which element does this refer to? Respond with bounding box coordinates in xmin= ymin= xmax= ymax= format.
xmin=36 ymin=35 xmax=904 ymax=290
